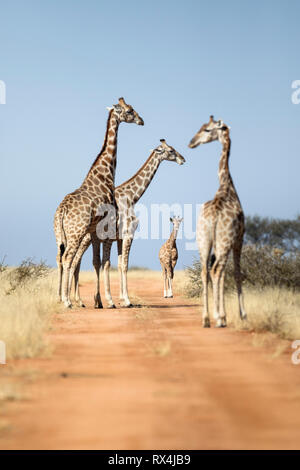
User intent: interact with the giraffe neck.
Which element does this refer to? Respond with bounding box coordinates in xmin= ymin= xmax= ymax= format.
xmin=168 ymin=227 xmax=178 ymax=247
xmin=82 ymin=110 xmax=119 ymax=190
xmin=115 ymin=152 xmax=162 ymax=206
xmin=216 ymin=134 xmax=239 ymax=201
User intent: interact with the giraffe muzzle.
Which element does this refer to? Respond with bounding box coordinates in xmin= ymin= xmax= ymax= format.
xmin=135 ymin=117 xmax=144 ymax=126
xmin=188 ymin=138 xmax=199 ymax=149
xmin=176 ymin=156 xmax=186 ymax=165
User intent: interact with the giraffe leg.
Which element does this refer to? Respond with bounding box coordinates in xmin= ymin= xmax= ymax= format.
xmin=211 ymin=256 xmax=228 ymax=328
xmin=117 ymin=239 xmax=124 ymax=302
xmin=219 ymin=269 xmax=226 ymax=321
xmin=56 ymin=250 xmax=63 ymax=303
xmin=74 ymin=260 xmax=85 ymax=307
xmin=121 ymin=236 xmax=134 ymax=307
xmin=168 ymin=276 xmax=173 ymax=298
xmin=71 ymin=233 xmax=91 ymax=307
xmin=201 ymin=263 xmax=210 ymax=327
xmin=102 ymin=239 xmax=115 ymax=308
xmin=166 ymin=267 xmax=173 ymax=298
xmin=197 ymin=236 xmax=212 ymax=328
xmin=233 ymin=240 xmax=247 ymax=320
xmin=92 ymin=235 xmax=103 ymax=309
xmin=163 ymin=268 xmax=168 ymax=298
xmin=62 ymin=243 xmax=81 ymax=308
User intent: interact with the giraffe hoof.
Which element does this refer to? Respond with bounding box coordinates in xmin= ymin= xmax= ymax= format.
xmin=126 ymin=303 xmax=134 ymax=308
xmin=107 ymin=304 xmax=116 ymax=309
xmin=203 ymin=318 xmax=211 ymax=328
xmin=216 ymin=318 xmax=227 ymax=328
xmin=94 ymin=304 xmax=103 ymax=309
xmin=241 ymin=313 xmax=247 ymax=321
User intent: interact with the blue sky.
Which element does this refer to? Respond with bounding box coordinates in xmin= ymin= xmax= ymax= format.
xmin=1 ymin=0 xmax=300 ymax=269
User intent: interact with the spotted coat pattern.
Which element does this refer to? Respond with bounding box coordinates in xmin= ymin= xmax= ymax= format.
xmin=159 ymin=217 xmax=183 ymax=298
xmin=72 ymin=140 xmax=185 ymax=307
xmin=54 ymin=97 xmax=144 ymax=308
xmin=189 ymin=116 xmax=247 ymax=327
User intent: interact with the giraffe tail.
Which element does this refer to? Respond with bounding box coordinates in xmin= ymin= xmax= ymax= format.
xmin=58 ymin=208 xmax=67 ymax=260
xmin=210 ymin=253 xmax=216 ymax=268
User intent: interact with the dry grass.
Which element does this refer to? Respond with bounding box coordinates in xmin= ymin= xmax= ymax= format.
xmin=185 ymin=249 xmax=300 ymax=342
xmin=0 ymin=265 xmax=60 ymax=360
xmin=224 ymin=287 xmax=300 ymax=341
xmin=0 ymin=382 xmax=28 ymax=403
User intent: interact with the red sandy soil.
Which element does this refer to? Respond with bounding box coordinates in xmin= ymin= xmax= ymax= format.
xmin=1 ymin=275 xmax=300 ymax=450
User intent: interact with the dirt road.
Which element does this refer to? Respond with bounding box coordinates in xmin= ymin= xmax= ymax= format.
xmin=1 ymin=274 xmax=300 ymax=450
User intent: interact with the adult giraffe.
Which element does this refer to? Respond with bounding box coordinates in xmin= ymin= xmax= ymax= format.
xmin=71 ymin=139 xmax=185 ymax=308
xmin=188 ymin=116 xmax=247 ymax=327
xmin=54 ymin=97 xmax=144 ymax=308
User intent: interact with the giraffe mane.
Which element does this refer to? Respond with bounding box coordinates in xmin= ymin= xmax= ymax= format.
xmin=88 ymin=109 xmax=114 ymax=174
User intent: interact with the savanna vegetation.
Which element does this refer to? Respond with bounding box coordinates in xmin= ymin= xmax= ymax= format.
xmin=0 ymin=258 xmax=58 ymax=360
xmin=1 ymin=215 xmax=300 ymax=359
xmin=185 ymin=215 xmax=300 ymax=340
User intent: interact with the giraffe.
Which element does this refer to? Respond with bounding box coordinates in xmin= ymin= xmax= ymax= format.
xmin=188 ymin=115 xmax=247 ymax=327
xmin=54 ymin=97 xmax=144 ymax=308
xmin=71 ymin=139 xmax=185 ymax=308
xmin=159 ymin=216 xmax=183 ymax=298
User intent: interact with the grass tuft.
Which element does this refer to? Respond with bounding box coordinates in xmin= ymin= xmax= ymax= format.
xmin=226 ymin=287 xmax=300 ymax=340
xmin=0 ymin=261 xmax=59 ymax=360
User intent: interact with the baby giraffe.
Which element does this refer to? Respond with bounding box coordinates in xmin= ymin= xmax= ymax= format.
xmin=159 ymin=216 xmax=183 ymax=298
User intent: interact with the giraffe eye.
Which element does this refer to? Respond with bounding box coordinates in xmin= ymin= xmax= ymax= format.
xmin=204 ymin=129 xmax=211 ymax=133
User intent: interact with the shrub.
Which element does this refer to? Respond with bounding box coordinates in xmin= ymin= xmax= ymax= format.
xmin=0 ymin=257 xmax=7 ymax=274
xmin=6 ymin=258 xmax=50 ymax=295
xmin=185 ymin=244 xmax=300 ymax=298
xmin=0 ymin=259 xmax=57 ymax=359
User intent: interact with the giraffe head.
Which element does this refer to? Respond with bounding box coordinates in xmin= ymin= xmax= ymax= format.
xmin=170 ymin=216 xmax=183 ymax=231
xmin=107 ymin=97 xmax=144 ymax=125
xmin=152 ymin=139 xmax=185 ymax=165
xmin=188 ymin=115 xmax=230 ymax=148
